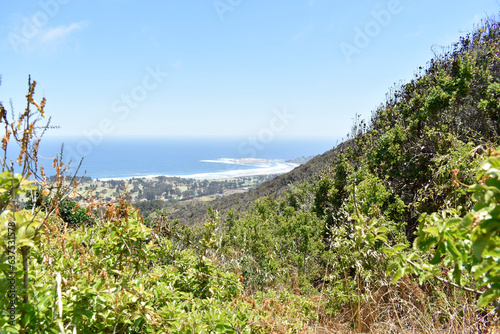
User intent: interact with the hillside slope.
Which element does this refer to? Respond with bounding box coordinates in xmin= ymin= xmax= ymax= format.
xmin=161 ymin=18 xmax=500 ymax=329
xmin=172 ymin=18 xmax=500 ymax=239
xmin=168 ymin=140 xmax=350 ymax=223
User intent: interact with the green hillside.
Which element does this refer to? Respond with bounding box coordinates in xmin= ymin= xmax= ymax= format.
xmin=178 ymin=17 xmax=500 ymax=239
xmin=163 ymin=17 xmax=500 ymax=331
xmin=167 ymin=141 xmax=345 ymax=223
xmin=1 ymin=17 xmax=500 ymax=333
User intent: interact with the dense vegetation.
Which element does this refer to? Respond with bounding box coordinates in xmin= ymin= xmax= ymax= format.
xmin=42 ymin=174 xmax=278 ymax=220
xmin=2 ymin=18 xmax=500 ymax=333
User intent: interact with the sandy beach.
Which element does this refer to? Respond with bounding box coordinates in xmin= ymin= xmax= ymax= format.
xmin=98 ymin=159 xmax=299 ymax=181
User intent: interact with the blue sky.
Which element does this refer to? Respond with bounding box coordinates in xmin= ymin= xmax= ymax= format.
xmin=1 ymin=0 xmax=499 ymax=139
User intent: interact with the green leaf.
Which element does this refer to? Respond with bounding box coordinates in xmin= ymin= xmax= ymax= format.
xmin=392 ymin=265 xmax=405 ymax=283
xmin=393 ymin=244 xmax=408 ymax=252
xmin=472 ymin=232 xmax=491 ymax=260
xmin=379 ymin=246 xmax=395 ymax=254
xmin=445 ymin=240 xmax=461 ymax=260
xmin=482 ymin=218 xmax=500 ymax=234
xmin=469 ymin=184 xmax=484 ymax=192
xmin=487 ymin=169 xmax=500 ymax=178
xmin=417 ymin=235 xmax=438 ymax=251
xmin=485 ymin=178 xmax=500 ymax=190
xmin=22 ymin=312 xmax=32 ymax=326
xmin=430 ymin=243 xmax=445 ymax=265
xmin=418 ymin=270 xmax=435 ymax=285
xmin=375 ymin=226 xmax=389 ymax=234
xmin=472 ymin=261 xmax=498 ymax=280
xmin=387 ymin=262 xmax=398 ymax=274
xmin=423 ymin=226 xmax=439 ymax=236
xmin=452 ymin=264 xmax=461 ymax=285
xmin=445 ymin=217 xmax=462 ymax=228
xmin=374 ymin=234 xmax=388 ymax=243
xmin=477 ymin=289 xmax=500 ymax=308
xmin=407 ymin=252 xmax=420 ymax=261
xmin=366 ymin=232 xmax=375 ymax=245
xmin=485 ymin=190 xmax=495 ymax=203
xmin=483 ymin=247 xmax=500 ymax=257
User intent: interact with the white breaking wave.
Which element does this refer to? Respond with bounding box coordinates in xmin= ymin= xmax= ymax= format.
xmin=98 ymin=159 xmax=299 ymax=181
xmin=182 ymin=161 xmax=298 ymax=179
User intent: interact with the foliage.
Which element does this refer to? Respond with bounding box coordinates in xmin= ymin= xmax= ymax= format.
xmin=382 ymin=150 xmax=500 ymax=311
xmin=24 ymin=188 xmax=93 ymax=226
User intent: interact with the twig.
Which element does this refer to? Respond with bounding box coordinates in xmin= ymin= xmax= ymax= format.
xmin=55 ymin=271 xmax=65 ymax=334
xmin=407 ymin=257 xmax=483 ymax=295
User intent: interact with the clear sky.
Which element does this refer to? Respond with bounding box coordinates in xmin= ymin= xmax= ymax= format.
xmin=1 ymin=0 xmax=499 ymax=140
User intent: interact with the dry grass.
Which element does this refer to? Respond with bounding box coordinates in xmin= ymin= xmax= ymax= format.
xmin=304 ymin=276 xmax=499 ymax=334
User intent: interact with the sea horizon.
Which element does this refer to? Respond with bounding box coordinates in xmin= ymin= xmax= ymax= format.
xmin=13 ymin=135 xmax=340 ymax=180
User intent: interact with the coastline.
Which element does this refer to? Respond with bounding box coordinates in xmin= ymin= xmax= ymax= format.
xmin=97 ymin=160 xmax=299 ymax=181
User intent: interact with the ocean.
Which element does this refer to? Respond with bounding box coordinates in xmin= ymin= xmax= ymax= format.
xmin=21 ymin=136 xmax=338 ymax=180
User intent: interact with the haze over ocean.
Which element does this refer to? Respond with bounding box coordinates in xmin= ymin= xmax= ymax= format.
xmin=29 ymin=136 xmax=337 ymax=180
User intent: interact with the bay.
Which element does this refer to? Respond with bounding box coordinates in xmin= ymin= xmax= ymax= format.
xmin=22 ymin=136 xmax=338 ymax=180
